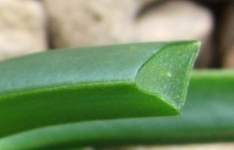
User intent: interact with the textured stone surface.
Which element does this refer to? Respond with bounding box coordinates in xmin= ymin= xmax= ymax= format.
xmin=44 ymin=1 xmax=213 ymax=44
xmin=135 ymin=0 xmax=214 ymax=67
xmin=219 ymin=4 xmax=234 ymax=67
xmin=44 ymin=0 xmax=212 ymax=66
xmin=44 ymin=0 xmax=213 ymax=67
xmin=136 ymin=1 xmax=213 ymax=41
xmin=43 ymin=0 xmax=141 ymax=48
xmin=0 ymin=0 xmax=47 ymax=61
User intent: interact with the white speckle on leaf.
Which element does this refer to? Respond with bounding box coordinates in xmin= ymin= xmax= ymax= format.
xmin=167 ymin=72 xmax=172 ymax=78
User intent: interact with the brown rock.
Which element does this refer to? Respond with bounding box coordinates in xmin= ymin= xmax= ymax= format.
xmin=196 ymin=0 xmax=232 ymax=3
xmin=0 ymin=0 xmax=47 ymax=61
xmin=220 ymin=4 xmax=234 ymax=67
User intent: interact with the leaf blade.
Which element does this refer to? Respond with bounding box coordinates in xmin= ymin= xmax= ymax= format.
xmin=0 ymin=41 xmax=199 ymax=139
xmin=1 ymin=71 xmax=234 ymax=149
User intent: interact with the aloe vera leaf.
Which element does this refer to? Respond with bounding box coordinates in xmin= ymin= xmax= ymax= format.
xmin=0 ymin=41 xmax=199 ymax=138
xmin=0 ymin=70 xmax=233 ymax=149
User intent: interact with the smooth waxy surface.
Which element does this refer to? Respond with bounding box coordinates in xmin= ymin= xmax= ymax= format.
xmin=0 ymin=71 xmax=233 ymax=149
xmin=0 ymin=41 xmax=199 ymax=138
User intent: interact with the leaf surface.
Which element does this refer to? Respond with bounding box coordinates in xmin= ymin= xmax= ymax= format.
xmin=1 ymin=71 xmax=234 ymax=149
xmin=0 ymin=41 xmax=199 ymax=138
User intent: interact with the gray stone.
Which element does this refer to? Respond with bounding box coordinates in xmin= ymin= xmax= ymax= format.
xmin=196 ymin=0 xmax=232 ymax=3
xmin=44 ymin=0 xmax=213 ymax=67
xmin=43 ymin=0 xmax=141 ymax=48
xmin=135 ymin=0 xmax=214 ymax=67
xmin=0 ymin=0 xmax=47 ymax=61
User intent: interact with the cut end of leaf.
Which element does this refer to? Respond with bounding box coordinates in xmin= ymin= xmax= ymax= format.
xmin=0 ymin=41 xmax=200 ymax=139
xmin=136 ymin=41 xmax=200 ymax=112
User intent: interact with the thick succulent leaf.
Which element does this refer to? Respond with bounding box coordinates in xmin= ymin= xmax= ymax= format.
xmin=0 ymin=41 xmax=199 ymax=137
xmin=1 ymin=71 xmax=234 ymax=149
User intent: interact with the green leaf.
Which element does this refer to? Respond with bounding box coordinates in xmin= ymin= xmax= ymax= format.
xmin=0 ymin=41 xmax=199 ymax=138
xmin=0 ymin=70 xmax=233 ymax=149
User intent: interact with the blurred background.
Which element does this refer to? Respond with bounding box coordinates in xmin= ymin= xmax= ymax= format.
xmin=0 ymin=0 xmax=233 ymax=69
xmin=0 ymin=0 xmax=234 ymax=149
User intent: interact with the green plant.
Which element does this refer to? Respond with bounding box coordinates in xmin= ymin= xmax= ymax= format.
xmin=0 ymin=41 xmax=200 ymax=149
xmin=1 ymin=70 xmax=234 ymax=149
